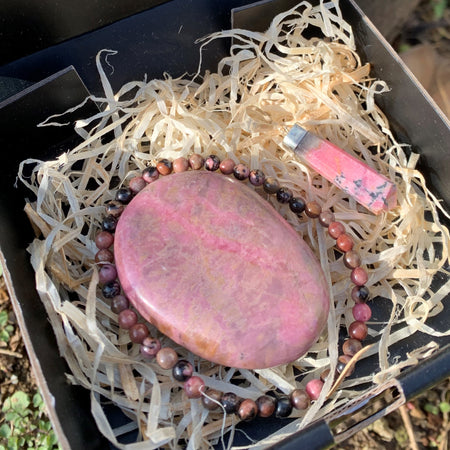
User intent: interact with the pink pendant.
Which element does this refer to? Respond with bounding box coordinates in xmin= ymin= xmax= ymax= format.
xmin=114 ymin=171 xmax=330 ymax=369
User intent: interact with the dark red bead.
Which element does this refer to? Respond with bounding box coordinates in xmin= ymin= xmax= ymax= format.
xmin=351 ymin=285 xmax=370 ymax=303
xmin=156 ymin=347 xmax=178 ymax=369
xmin=344 ymin=250 xmax=361 ymax=269
xmin=188 ymin=154 xmax=204 ymax=170
xmin=263 ymin=177 xmax=280 ymax=194
xmin=328 ymin=221 xmax=345 ymax=239
xmin=255 ymin=395 xmax=276 ymax=417
xmin=221 ymin=392 xmax=240 ymax=414
xmin=348 ymin=321 xmax=368 ymax=340
xmin=342 ymin=338 xmax=362 ymax=357
xmin=129 ymin=323 xmax=149 ymax=344
xmin=276 ymin=187 xmax=293 ymax=204
xmin=102 ymin=280 xmax=120 ymax=298
xmin=172 ymin=157 xmax=189 ymax=173
xmin=102 ymin=215 xmax=117 ymax=233
xmin=111 ymin=295 xmax=129 ymax=314
xmin=202 ymin=389 xmax=222 ymax=410
xmin=219 ymin=158 xmax=235 ymax=174
xmin=142 ymin=166 xmax=159 ymax=183
xmin=336 ymin=233 xmax=354 ymax=252
xmin=318 ymin=211 xmax=335 ymax=227
xmin=184 ymin=376 xmax=205 ymax=399
xmin=115 ymin=188 xmax=133 ymax=204
xmin=118 ymin=309 xmax=138 ymax=329
xmin=140 ymin=337 xmax=161 ymax=358
xmin=289 ymin=197 xmax=306 ymax=214
xmin=129 ymin=176 xmax=146 ymax=194
xmin=249 ymin=169 xmax=265 ymax=186
xmin=95 ymin=248 xmax=114 ymax=263
xmin=98 ymin=264 xmax=117 ymax=285
xmin=233 ymin=164 xmax=250 ymax=180
xmin=95 ymin=231 xmax=114 ymax=249
xmin=305 ymin=379 xmax=324 ymax=400
xmin=172 ymin=359 xmax=194 ymax=382
xmin=156 ymin=159 xmax=172 ymax=175
xmin=238 ymin=399 xmax=258 ymax=421
xmin=275 ymin=395 xmax=292 ymax=418
xmin=351 ymin=267 xmax=368 ymax=286
xmin=290 ymin=389 xmax=310 ymax=410
xmin=204 ymin=155 xmax=220 ymax=171
xmin=352 ymin=303 xmax=372 ymax=322
xmin=305 ymin=201 xmax=322 ymax=218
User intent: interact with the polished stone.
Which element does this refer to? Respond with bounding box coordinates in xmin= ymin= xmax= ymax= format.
xmin=114 ymin=171 xmax=330 ymax=369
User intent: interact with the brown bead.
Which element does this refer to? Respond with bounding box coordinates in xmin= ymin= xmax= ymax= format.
xmin=129 ymin=176 xmax=146 ymax=194
xmin=140 ymin=337 xmax=161 ymax=358
xmin=351 ymin=267 xmax=368 ymax=286
xmin=344 ymin=250 xmax=361 ymax=269
xmin=188 ymin=153 xmax=204 ymax=170
xmin=318 ymin=211 xmax=335 ymax=227
xmin=351 ymin=285 xmax=370 ymax=303
xmin=320 ymin=368 xmax=332 ymax=382
xmin=105 ymin=200 xmax=125 ymax=218
xmin=237 ymin=399 xmax=258 ymax=421
xmin=338 ymin=355 xmax=354 ymax=376
xmin=290 ymin=389 xmax=310 ymax=410
xmin=156 ymin=347 xmax=178 ymax=369
xmin=184 ymin=376 xmax=205 ymax=399
xmin=305 ymin=201 xmax=322 ymax=218
xmin=95 ymin=248 xmax=114 ymax=263
xmin=156 ymin=159 xmax=172 ymax=175
xmin=328 ymin=221 xmax=345 ymax=239
xmin=348 ymin=321 xmax=368 ymax=340
xmin=256 ymin=395 xmax=276 ymax=417
xmin=342 ymin=338 xmax=363 ymax=357
xmin=336 ymin=233 xmax=354 ymax=252
xmin=219 ymin=158 xmax=235 ymax=175
xmin=118 ymin=309 xmax=138 ymax=329
xmin=111 ymin=295 xmax=129 ymax=314
xmin=95 ymin=231 xmax=114 ymax=249
xmin=173 ymin=157 xmax=189 ymax=173
xmin=202 ymin=389 xmax=223 ymax=410
xmin=129 ymin=323 xmax=149 ymax=344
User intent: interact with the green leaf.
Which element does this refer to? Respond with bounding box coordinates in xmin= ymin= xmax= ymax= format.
xmin=10 ymin=391 xmax=30 ymax=414
xmin=0 ymin=329 xmax=10 ymax=342
xmin=0 ymin=310 xmax=8 ymax=327
xmin=433 ymin=0 xmax=447 ymax=20
xmin=439 ymin=401 xmax=450 ymax=413
xmin=0 ymin=424 xmax=11 ymax=438
xmin=32 ymin=393 xmax=43 ymax=409
xmin=424 ymin=403 xmax=440 ymax=415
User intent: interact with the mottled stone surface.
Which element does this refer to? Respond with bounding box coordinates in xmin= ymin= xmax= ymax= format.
xmin=114 ymin=171 xmax=330 ymax=369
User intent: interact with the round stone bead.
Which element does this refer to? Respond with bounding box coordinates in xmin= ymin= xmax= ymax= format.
xmin=156 ymin=347 xmax=178 ymax=369
xmin=95 ymin=249 xmax=114 ymax=264
xmin=202 ymin=389 xmax=222 ymax=410
xmin=184 ymin=376 xmax=205 ymax=399
xmin=129 ymin=176 xmax=146 ymax=194
xmin=351 ymin=267 xmax=368 ymax=286
xmin=219 ymin=158 xmax=235 ymax=175
xmin=156 ymin=159 xmax=172 ymax=175
xmin=221 ymin=392 xmax=240 ymax=414
xmin=352 ymin=303 xmax=372 ymax=322
xmin=172 ymin=359 xmax=194 ymax=382
xmin=140 ymin=337 xmax=161 ymax=358
xmin=338 ymin=355 xmax=354 ymax=376
xmin=102 ymin=215 xmax=117 ymax=233
xmin=129 ymin=323 xmax=150 ymax=344
xmin=95 ymin=231 xmax=114 ymax=249
xmin=102 ymin=280 xmax=120 ymax=298
xmin=118 ymin=309 xmax=138 ymax=329
xmin=348 ymin=321 xmax=368 ymax=340
xmin=249 ymin=169 xmax=265 ymax=186
xmin=142 ymin=166 xmax=159 ymax=183
xmin=289 ymin=197 xmax=306 ymax=214
xmin=305 ymin=379 xmax=324 ymax=401
xmin=238 ymin=399 xmax=258 ymax=421
xmin=188 ymin=153 xmax=204 ymax=170
xmin=233 ymin=164 xmax=250 ymax=181
xmin=106 ymin=201 xmax=124 ymax=218
xmin=256 ymin=395 xmax=276 ymax=417
xmin=305 ymin=201 xmax=322 ymax=218
xmin=204 ymin=155 xmax=220 ymax=171
xmin=98 ymin=264 xmax=118 ymax=285
xmin=173 ymin=157 xmax=190 ymax=173
xmin=336 ymin=360 xmax=347 ymax=374
xmin=116 ymin=188 xmax=133 ymax=204
xmin=275 ymin=395 xmax=293 ymax=418
xmin=276 ymin=187 xmax=293 ymax=204
xmin=328 ymin=221 xmax=345 ymax=239
xmin=263 ymin=177 xmax=280 ymax=194
xmin=351 ymin=285 xmax=370 ymax=303
xmin=342 ymin=338 xmax=363 ymax=357
xmin=320 ymin=368 xmax=332 ymax=382
xmin=111 ymin=295 xmax=129 ymax=314
xmin=336 ymin=233 xmax=354 ymax=252
xmin=318 ymin=211 xmax=335 ymax=227
xmin=344 ymin=250 xmax=361 ymax=269
xmin=290 ymin=389 xmax=310 ymax=410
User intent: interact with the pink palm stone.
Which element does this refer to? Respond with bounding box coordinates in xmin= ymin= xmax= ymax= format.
xmin=114 ymin=171 xmax=330 ymax=369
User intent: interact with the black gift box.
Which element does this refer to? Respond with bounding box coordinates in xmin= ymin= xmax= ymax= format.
xmin=0 ymin=1 xmax=449 ymax=448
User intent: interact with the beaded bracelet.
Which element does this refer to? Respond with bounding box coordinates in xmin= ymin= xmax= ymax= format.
xmin=94 ymin=154 xmax=373 ymax=421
